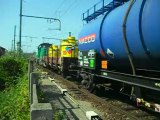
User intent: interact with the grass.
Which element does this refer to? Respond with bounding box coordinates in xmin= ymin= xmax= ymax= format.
xmin=54 ymin=110 xmax=66 ymax=120
xmin=0 ymin=75 xmax=29 ymax=120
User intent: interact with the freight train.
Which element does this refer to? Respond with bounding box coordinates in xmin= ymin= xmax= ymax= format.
xmin=36 ymin=32 xmax=78 ymax=77
xmin=36 ymin=0 xmax=160 ymax=113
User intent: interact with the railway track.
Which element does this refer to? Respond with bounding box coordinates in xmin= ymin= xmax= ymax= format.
xmin=38 ymin=66 xmax=160 ymax=120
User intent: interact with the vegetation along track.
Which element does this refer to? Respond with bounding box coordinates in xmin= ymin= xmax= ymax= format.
xmin=38 ymin=65 xmax=160 ymax=120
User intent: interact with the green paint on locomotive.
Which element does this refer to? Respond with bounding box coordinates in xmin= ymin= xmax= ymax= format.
xmin=37 ymin=43 xmax=51 ymax=60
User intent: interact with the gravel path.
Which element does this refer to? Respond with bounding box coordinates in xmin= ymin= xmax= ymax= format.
xmin=38 ymin=78 xmax=101 ymax=120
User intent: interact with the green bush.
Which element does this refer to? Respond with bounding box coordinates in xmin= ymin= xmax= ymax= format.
xmin=0 ymin=55 xmax=27 ymax=88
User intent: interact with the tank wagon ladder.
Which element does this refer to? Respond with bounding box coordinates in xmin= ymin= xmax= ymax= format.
xmin=83 ymin=0 xmax=128 ymax=22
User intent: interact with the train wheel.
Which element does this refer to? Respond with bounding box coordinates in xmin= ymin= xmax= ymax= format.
xmin=86 ymin=80 xmax=96 ymax=93
xmin=57 ymin=69 xmax=61 ymax=75
xmin=76 ymin=71 xmax=81 ymax=81
xmin=61 ymin=71 xmax=66 ymax=78
xmin=81 ymin=80 xmax=96 ymax=93
xmin=81 ymin=80 xmax=88 ymax=86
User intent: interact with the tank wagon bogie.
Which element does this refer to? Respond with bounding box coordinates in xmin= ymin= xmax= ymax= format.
xmin=78 ymin=0 xmax=160 ymax=113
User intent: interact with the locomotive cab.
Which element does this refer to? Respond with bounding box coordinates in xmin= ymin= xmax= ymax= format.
xmin=59 ymin=33 xmax=78 ymax=77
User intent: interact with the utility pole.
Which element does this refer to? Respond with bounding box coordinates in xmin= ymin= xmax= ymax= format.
xmin=19 ymin=0 xmax=22 ymax=54
xmin=11 ymin=40 xmax=13 ymax=51
xmin=14 ymin=25 xmax=16 ymax=51
xmin=19 ymin=0 xmax=61 ymax=55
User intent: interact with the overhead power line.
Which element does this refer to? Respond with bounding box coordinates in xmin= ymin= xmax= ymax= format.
xmin=42 ymin=37 xmax=62 ymax=41
xmin=60 ymin=0 xmax=78 ymax=18
xmin=53 ymin=0 xmax=66 ymax=17
xmin=55 ymin=0 xmax=66 ymax=11
xmin=16 ymin=35 xmax=38 ymax=39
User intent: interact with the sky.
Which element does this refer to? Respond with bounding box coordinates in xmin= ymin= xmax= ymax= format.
xmin=0 ymin=0 xmax=100 ymax=53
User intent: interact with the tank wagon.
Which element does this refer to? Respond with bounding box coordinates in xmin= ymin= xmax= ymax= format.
xmin=78 ymin=0 xmax=160 ymax=112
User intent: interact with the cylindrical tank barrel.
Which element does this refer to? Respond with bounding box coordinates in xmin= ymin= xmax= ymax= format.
xmin=78 ymin=0 xmax=160 ymax=71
